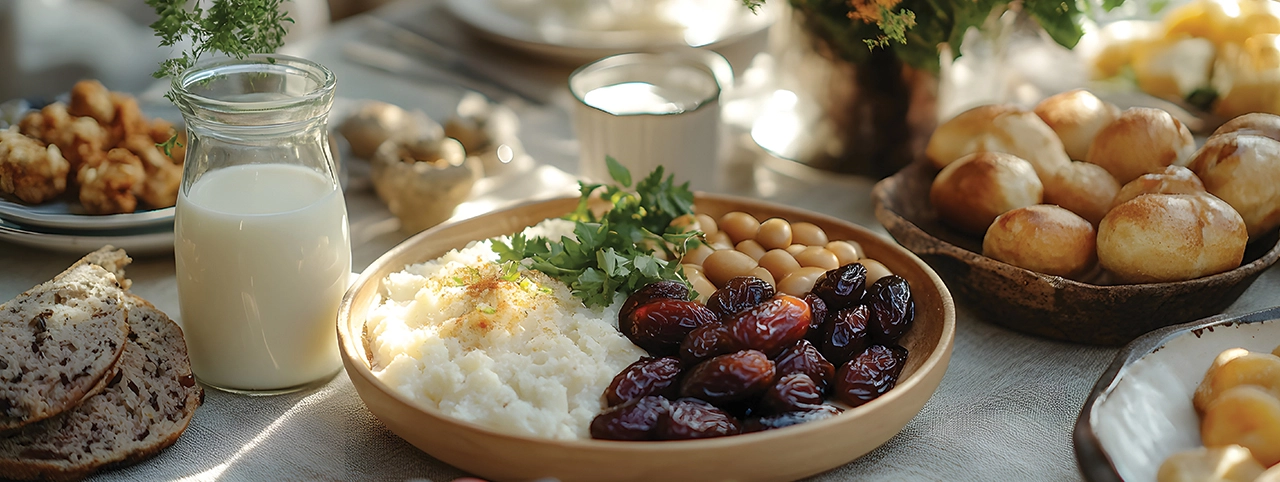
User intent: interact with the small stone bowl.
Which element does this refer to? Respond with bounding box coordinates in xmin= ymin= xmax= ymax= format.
xmin=370 ymin=136 xmax=481 ymax=233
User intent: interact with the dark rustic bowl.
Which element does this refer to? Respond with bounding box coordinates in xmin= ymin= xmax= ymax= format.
xmin=871 ymin=160 xmax=1280 ymax=345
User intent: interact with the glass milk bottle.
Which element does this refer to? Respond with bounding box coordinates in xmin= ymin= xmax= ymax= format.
xmin=172 ymin=54 xmax=350 ymax=394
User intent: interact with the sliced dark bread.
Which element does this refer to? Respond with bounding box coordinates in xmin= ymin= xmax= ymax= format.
xmin=0 ymin=295 xmax=203 ymax=481
xmin=0 ymin=248 xmax=131 ymax=431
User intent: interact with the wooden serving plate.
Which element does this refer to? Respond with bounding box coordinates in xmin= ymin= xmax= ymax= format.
xmin=872 ymin=160 xmax=1280 ymax=346
xmin=338 ymin=193 xmax=956 ymax=482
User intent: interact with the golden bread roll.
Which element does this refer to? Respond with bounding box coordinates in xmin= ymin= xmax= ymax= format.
xmin=926 ymin=104 xmax=1071 ymax=177
xmin=1187 ymin=133 xmax=1280 ymax=238
xmin=1098 ymin=193 xmax=1248 ymax=283
xmin=1041 ymin=161 xmax=1121 ymax=226
xmin=983 ymin=205 xmax=1097 ymax=278
xmin=1212 ymin=112 xmax=1280 ymax=142
xmin=1087 ymin=107 xmax=1197 ymax=184
xmin=1111 ymin=165 xmax=1206 ymax=210
xmin=1034 ymin=90 xmax=1122 ymax=161
xmin=930 ymin=152 xmax=1043 ymax=235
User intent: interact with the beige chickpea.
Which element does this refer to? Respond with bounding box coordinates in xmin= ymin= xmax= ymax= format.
xmin=758 ymin=249 xmax=802 ymax=281
xmin=756 ymin=218 xmax=793 ymax=250
xmin=707 ymin=231 xmax=734 ymax=250
xmin=826 ymin=240 xmax=862 ymax=265
xmin=1201 ymin=385 xmax=1280 ymax=466
xmin=735 ymin=240 xmax=767 ymax=260
xmin=703 ymin=249 xmax=759 ymax=287
xmin=791 ymin=222 xmax=829 ymax=246
xmin=669 ymin=213 xmax=700 ymax=233
xmin=683 ymin=243 xmax=715 ymax=266
xmin=794 ymin=246 xmax=840 ymax=270
xmin=696 ymin=213 xmax=719 ymax=237
xmin=860 ymin=258 xmax=893 ymax=287
xmin=682 ymin=263 xmax=704 ymax=276
xmin=749 ymin=267 xmax=776 ymax=286
xmin=1193 ymin=352 xmax=1280 ymax=414
xmin=785 ymin=244 xmax=808 ymax=255
xmin=720 ymin=212 xmax=761 ymax=244
xmin=777 ymin=267 xmax=828 ymax=296
xmin=685 ymin=268 xmax=718 ymax=303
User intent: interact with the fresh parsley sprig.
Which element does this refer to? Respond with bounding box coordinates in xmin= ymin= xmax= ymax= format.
xmin=492 ymin=158 xmax=701 ymax=308
xmin=148 ymin=0 xmax=292 ymax=154
xmin=149 ymin=0 xmax=292 ymax=83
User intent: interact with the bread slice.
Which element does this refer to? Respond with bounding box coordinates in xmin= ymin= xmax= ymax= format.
xmin=0 ymin=248 xmax=131 ymax=431
xmin=0 ymin=294 xmax=204 ymax=481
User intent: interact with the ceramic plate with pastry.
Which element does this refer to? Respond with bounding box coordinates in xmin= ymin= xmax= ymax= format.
xmin=873 ymin=93 xmax=1280 ymax=344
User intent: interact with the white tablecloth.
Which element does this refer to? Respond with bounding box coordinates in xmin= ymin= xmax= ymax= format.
xmin=5 ymin=2 xmax=1280 ymax=480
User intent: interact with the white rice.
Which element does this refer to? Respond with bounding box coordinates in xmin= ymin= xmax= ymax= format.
xmin=366 ymin=219 xmax=646 ymax=440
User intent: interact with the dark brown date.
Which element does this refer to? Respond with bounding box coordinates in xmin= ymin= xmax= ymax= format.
xmin=774 ymin=339 xmax=835 ymax=393
xmin=624 ymin=299 xmax=717 ymax=354
xmin=833 ymin=344 xmax=909 ymax=407
xmin=706 ymin=276 xmax=775 ymax=319
xmin=605 ymin=356 xmax=683 ymax=406
xmin=724 ymin=295 xmax=811 ymax=358
xmin=811 ymin=263 xmax=867 ymax=310
xmin=590 ymin=396 xmax=670 ymax=441
xmin=760 ymin=373 xmax=824 ymax=414
xmin=801 ymin=293 xmax=828 ymax=343
xmin=620 ymin=281 xmax=689 ymax=329
xmin=679 ymin=350 xmax=776 ymax=404
xmin=743 ymin=405 xmax=842 ymax=433
xmin=866 ymin=275 xmax=915 ymax=343
xmin=656 ymin=398 xmax=742 ymax=440
xmin=679 ymin=324 xmax=741 ymax=364
xmin=820 ymin=305 xmax=872 ymax=366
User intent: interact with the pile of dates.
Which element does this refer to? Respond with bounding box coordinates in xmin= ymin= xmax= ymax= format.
xmin=590 ymin=262 xmax=916 ymax=441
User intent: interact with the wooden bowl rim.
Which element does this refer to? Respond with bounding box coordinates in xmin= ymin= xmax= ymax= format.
xmin=871 ymin=160 xmax=1280 ymax=293
xmin=337 ymin=192 xmax=957 ymax=451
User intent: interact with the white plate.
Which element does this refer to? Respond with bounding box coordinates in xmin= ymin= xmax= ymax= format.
xmin=0 ymin=217 xmax=174 ymax=256
xmin=444 ymin=0 xmax=776 ymax=63
xmin=1075 ymin=309 xmax=1280 ymax=481
xmin=0 ymin=201 xmax=174 ymax=231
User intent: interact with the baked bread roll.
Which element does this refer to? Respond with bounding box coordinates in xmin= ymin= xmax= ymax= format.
xmin=0 ymin=248 xmax=130 ymax=432
xmin=1041 ymin=161 xmax=1121 ymax=226
xmin=1187 ymin=133 xmax=1280 ymax=238
xmin=1087 ymin=107 xmax=1197 ymax=184
xmin=1098 ymin=193 xmax=1247 ymax=283
xmin=983 ymin=205 xmax=1097 ymax=278
xmin=930 ymin=152 xmax=1043 ymax=235
xmin=1111 ymin=165 xmax=1206 ymax=210
xmin=1034 ymin=90 xmax=1122 ymax=161
xmin=926 ymin=104 xmax=1071 ymax=177
xmin=1212 ymin=112 xmax=1280 ymax=143
xmin=0 ymin=295 xmax=203 ymax=481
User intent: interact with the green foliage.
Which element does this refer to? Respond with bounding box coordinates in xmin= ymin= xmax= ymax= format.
xmin=492 ymin=160 xmax=700 ymax=308
xmin=148 ymin=0 xmax=292 ymax=81
xmin=774 ymin=0 xmax=1126 ymax=72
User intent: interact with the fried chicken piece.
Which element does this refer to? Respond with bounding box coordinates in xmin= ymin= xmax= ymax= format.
xmin=19 ymin=103 xmax=108 ymax=173
xmin=0 ymin=127 xmax=70 ymax=203
xmin=77 ymin=148 xmax=144 ymax=214
xmin=69 ymin=79 xmax=115 ymax=125
xmin=122 ymin=134 xmax=181 ymax=208
xmin=107 ymin=92 xmax=150 ymax=145
xmin=148 ymin=118 xmax=175 ymax=144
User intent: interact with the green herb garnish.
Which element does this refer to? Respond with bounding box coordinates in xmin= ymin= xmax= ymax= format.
xmin=148 ymin=0 xmax=293 ymax=154
xmin=492 ymin=158 xmax=701 ymax=308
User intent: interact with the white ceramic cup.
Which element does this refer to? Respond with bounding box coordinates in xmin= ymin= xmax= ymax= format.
xmin=570 ymin=50 xmax=732 ymax=191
